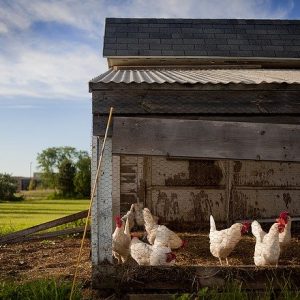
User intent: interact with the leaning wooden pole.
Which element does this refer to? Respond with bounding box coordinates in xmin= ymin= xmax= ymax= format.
xmin=70 ymin=107 xmax=114 ymax=300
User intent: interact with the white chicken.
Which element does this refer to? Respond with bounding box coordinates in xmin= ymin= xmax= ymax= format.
xmin=134 ymin=203 xmax=159 ymax=227
xmin=252 ymin=218 xmax=285 ymax=267
xmin=112 ymin=216 xmax=131 ymax=264
xmin=143 ymin=208 xmax=186 ymax=249
xmin=133 ymin=203 xmax=145 ymax=227
xmin=209 ymin=215 xmax=250 ymax=265
xmin=130 ymin=234 xmax=176 ymax=266
xmin=121 ymin=204 xmax=135 ymax=231
xmin=278 ymin=211 xmax=291 ymax=251
xmin=150 ymin=225 xmax=176 ymax=266
xmin=130 ymin=237 xmax=152 ymax=266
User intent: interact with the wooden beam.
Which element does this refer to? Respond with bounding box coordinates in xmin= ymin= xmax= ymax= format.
xmin=94 ymin=114 xmax=300 ymax=136
xmin=4 ymin=226 xmax=90 ymax=244
xmin=0 ymin=210 xmax=88 ymax=244
xmin=112 ymin=117 xmax=300 ymax=162
xmin=93 ymin=265 xmax=300 ymax=292
xmin=92 ymin=89 xmax=300 ymax=114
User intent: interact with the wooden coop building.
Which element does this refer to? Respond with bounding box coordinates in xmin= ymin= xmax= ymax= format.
xmin=89 ymin=18 xmax=300 ymax=293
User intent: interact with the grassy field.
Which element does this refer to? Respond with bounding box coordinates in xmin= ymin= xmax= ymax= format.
xmin=0 ymin=193 xmax=89 ymax=235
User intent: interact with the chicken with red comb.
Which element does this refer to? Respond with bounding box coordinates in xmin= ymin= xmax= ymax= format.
xmin=143 ymin=208 xmax=185 ymax=249
xmin=252 ymin=217 xmax=285 ymax=266
xmin=112 ymin=215 xmax=131 ymax=264
xmin=278 ymin=211 xmax=292 ymax=251
xmin=209 ymin=215 xmax=248 ymax=266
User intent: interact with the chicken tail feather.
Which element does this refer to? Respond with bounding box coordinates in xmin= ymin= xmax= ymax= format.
xmin=210 ymin=215 xmax=216 ymax=232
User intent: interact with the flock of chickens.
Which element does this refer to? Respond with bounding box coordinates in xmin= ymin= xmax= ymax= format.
xmin=112 ymin=204 xmax=292 ymax=267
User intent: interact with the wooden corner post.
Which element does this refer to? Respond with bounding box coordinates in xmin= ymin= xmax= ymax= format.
xmin=91 ymin=136 xmax=114 ymax=264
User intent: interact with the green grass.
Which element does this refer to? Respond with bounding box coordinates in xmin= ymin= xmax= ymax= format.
xmin=0 ymin=198 xmax=89 ymax=235
xmin=174 ymin=277 xmax=300 ymax=300
xmin=0 ymin=279 xmax=83 ymax=300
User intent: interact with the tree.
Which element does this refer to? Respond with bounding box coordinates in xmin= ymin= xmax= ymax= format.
xmin=74 ymin=155 xmax=91 ymax=198
xmin=57 ymin=159 xmax=76 ymax=196
xmin=0 ymin=173 xmax=17 ymax=200
xmin=37 ymin=147 xmax=84 ymax=189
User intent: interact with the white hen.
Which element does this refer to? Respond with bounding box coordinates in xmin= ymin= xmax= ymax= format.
xmin=112 ymin=216 xmax=131 ymax=264
xmin=143 ymin=208 xmax=186 ymax=249
xmin=252 ymin=219 xmax=285 ymax=266
xmin=278 ymin=212 xmax=291 ymax=251
xmin=130 ymin=236 xmax=176 ymax=266
xmin=130 ymin=237 xmax=152 ymax=265
xmin=121 ymin=204 xmax=135 ymax=231
xmin=209 ymin=215 xmax=250 ymax=265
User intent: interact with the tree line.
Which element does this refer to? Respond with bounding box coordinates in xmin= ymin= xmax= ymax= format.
xmin=0 ymin=147 xmax=91 ymax=201
xmin=36 ymin=147 xmax=91 ymax=198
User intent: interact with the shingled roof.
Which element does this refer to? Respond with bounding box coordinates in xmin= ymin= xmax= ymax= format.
xmin=103 ymin=18 xmax=300 ymax=58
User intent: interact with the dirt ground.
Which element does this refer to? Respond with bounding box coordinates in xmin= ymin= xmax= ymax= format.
xmin=1 ymin=232 xmax=300 ymax=287
xmin=0 ymin=238 xmax=91 ymax=284
xmin=175 ymin=233 xmax=300 ymax=266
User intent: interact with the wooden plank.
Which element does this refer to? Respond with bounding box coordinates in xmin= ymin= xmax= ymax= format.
xmin=112 ymin=117 xmax=300 ymax=162
xmin=92 ymin=265 xmax=300 ymax=292
xmin=229 ymin=189 xmax=300 ymax=221
xmin=0 ymin=210 xmax=88 ymax=244
xmin=232 ymin=160 xmax=300 ymax=187
xmin=4 ymin=226 xmax=90 ymax=244
xmin=93 ymin=114 xmax=300 ymax=136
xmin=92 ymin=89 xmax=300 ymax=114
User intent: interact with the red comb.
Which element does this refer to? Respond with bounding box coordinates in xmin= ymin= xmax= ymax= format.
xmin=181 ymin=240 xmax=188 ymax=248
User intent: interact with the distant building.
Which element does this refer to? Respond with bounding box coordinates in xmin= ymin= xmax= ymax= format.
xmin=13 ymin=177 xmax=31 ymax=192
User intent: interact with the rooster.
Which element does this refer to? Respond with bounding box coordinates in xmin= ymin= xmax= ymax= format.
xmin=112 ymin=216 xmax=131 ymax=264
xmin=209 ymin=215 xmax=250 ymax=265
xmin=130 ymin=234 xmax=176 ymax=266
xmin=278 ymin=211 xmax=292 ymax=251
xmin=143 ymin=208 xmax=186 ymax=249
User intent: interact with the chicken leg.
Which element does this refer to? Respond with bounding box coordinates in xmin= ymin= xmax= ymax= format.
xmin=219 ymin=258 xmax=223 ymax=266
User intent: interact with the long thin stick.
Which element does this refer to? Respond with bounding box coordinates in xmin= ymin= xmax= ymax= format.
xmin=70 ymin=107 xmax=114 ymax=300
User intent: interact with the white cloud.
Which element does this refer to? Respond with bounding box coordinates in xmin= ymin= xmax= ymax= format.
xmin=0 ymin=0 xmax=294 ymax=36
xmin=0 ymin=45 xmax=107 ymax=99
xmin=0 ymin=0 xmax=295 ymax=101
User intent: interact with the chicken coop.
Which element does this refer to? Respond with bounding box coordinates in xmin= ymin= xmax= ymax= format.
xmin=89 ymin=18 xmax=300 ymax=293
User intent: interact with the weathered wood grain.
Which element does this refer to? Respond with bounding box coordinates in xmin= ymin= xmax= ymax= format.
xmin=112 ymin=117 xmax=300 ymax=162
xmin=93 ymin=114 xmax=300 ymax=136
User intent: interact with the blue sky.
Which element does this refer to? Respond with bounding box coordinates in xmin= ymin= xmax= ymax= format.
xmin=0 ymin=0 xmax=298 ymax=177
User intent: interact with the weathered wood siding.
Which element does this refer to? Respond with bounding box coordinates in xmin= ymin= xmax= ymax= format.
xmin=113 ymin=117 xmax=300 ymax=162
xmin=120 ymin=156 xmax=144 ymax=215
xmin=230 ymin=161 xmax=300 ymax=220
xmin=140 ymin=157 xmax=300 ymax=225
xmin=92 ymin=85 xmax=300 ymax=228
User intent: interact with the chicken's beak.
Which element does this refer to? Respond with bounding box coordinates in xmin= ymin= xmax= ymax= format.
xmin=278 ymin=224 xmax=285 ymax=233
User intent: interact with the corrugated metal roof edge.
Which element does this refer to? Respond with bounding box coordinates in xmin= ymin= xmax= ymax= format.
xmin=89 ymin=69 xmax=300 ymax=85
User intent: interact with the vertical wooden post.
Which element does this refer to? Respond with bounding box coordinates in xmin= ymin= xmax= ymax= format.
xmin=112 ymin=155 xmax=121 ymax=223
xmin=225 ymin=160 xmax=233 ymax=226
xmin=91 ymin=137 xmax=113 ymax=264
xmin=91 ymin=136 xmax=99 ymax=265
